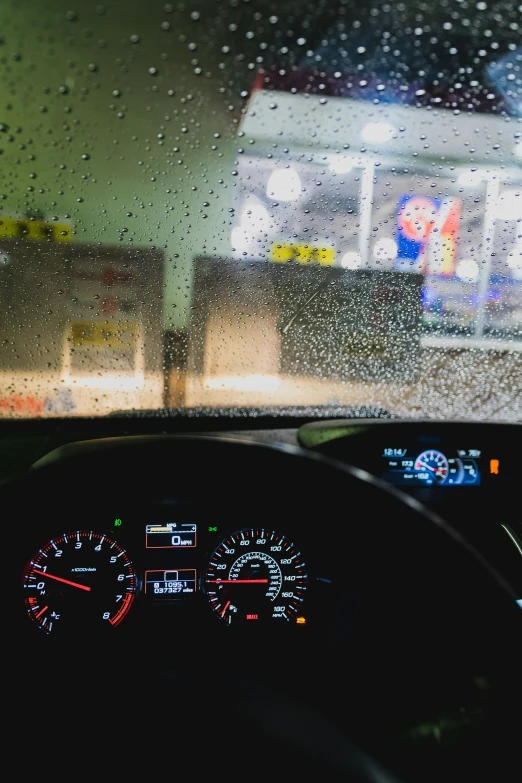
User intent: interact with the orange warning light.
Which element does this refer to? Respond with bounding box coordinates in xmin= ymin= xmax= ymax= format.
xmin=296 ymin=616 xmax=306 ymax=625
xmin=490 ymin=459 xmax=499 ymax=475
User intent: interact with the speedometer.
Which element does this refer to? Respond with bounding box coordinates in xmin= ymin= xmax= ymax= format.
xmin=204 ymin=528 xmax=307 ymax=624
xmin=414 ymin=449 xmax=449 ymax=485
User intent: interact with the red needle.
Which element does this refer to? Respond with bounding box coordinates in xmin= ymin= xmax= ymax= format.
xmin=33 ymin=569 xmax=91 ymax=592
xmin=221 ymin=600 xmax=231 ymax=617
xmin=208 ymin=579 xmax=269 ymax=584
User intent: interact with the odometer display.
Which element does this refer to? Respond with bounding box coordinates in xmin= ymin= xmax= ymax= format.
xmin=204 ymin=529 xmax=307 ymax=624
xmin=22 ymin=530 xmax=137 ymax=634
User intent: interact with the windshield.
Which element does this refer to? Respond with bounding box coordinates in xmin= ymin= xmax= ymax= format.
xmin=0 ymin=0 xmax=520 ymax=420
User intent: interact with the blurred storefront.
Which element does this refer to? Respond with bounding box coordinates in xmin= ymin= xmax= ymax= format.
xmin=0 ymin=227 xmax=164 ymax=416
xmin=230 ymin=88 xmax=522 ymax=348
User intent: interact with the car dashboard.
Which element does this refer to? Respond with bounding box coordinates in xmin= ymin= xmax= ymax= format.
xmin=4 ymin=416 xmax=522 ymax=783
xmin=8 ymin=417 xmax=521 ymax=640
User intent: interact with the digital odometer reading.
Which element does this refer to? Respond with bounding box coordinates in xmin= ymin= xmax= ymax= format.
xmin=145 ymin=569 xmax=197 ymax=598
xmin=204 ymin=529 xmax=307 ymax=624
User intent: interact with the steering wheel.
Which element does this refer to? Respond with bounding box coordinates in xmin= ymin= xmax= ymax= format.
xmin=7 ymin=435 xmax=522 ymax=782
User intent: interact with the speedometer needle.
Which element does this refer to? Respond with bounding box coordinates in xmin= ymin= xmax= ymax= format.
xmin=208 ymin=579 xmax=269 ymax=584
xmin=32 ymin=569 xmax=91 ymax=592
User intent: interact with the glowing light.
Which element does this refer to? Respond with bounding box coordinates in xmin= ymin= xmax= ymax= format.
xmin=204 ymin=374 xmax=280 ymax=392
xmin=455 ymin=257 xmax=479 ymax=282
xmin=328 ymin=155 xmax=354 ymax=174
xmin=240 ymin=203 xmax=269 ymax=229
xmin=231 ymin=226 xmax=250 ymax=250
xmin=496 ymin=190 xmax=521 ymax=221
xmin=340 ymin=251 xmax=362 ymax=270
xmin=296 ymin=616 xmax=306 ymax=625
xmin=372 ymin=237 xmax=398 ymax=261
xmin=231 ymin=201 xmax=270 ymax=252
xmin=360 ymin=121 xmax=395 ymax=144
xmin=64 ymin=375 xmax=145 ymax=390
xmin=517 ymin=599 xmax=522 ymax=610
xmin=507 ymin=245 xmax=522 ymax=279
xmin=457 ymin=171 xmax=483 ymax=187
xmin=266 ymin=167 xmax=301 ymax=201
xmin=490 ymin=459 xmax=499 ymax=475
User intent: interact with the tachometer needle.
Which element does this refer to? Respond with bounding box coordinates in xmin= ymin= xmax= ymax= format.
xmin=32 ymin=569 xmax=91 ymax=592
xmin=208 ymin=579 xmax=269 ymax=584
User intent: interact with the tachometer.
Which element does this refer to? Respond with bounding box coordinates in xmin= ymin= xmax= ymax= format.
xmin=204 ymin=528 xmax=307 ymax=624
xmin=22 ymin=530 xmax=137 ymax=634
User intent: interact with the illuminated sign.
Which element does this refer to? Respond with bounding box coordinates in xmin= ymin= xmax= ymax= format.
xmin=0 ymin=216 xmax=72 ymax=242
xmin=69 ymin=320 xmax=139 ymax=349
xmin=271 ymin=242 xmax=335 ymax=266
xmin=396 ymin=195 xmax=461 ymax=276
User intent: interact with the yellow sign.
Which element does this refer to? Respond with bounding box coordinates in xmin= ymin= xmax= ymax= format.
xmin=70 ymin=321 xmax=138 ymax=349
xmin=271 ymin=242 xmax=335 ymax=266
xmin=0 ymin=216 xmax=72 ymax=242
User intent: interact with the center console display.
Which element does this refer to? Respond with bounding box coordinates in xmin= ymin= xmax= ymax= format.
xmin=381 ymin=446 xmax=482 ymax=487
xmin=145 ymin=521 xmax=199 ymax=603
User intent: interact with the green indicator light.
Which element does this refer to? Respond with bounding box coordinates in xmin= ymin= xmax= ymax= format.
xmin=114 ymin=518 xmax=122 ymax=527
xmin=208 ymin=526 xmax=217 ymax=532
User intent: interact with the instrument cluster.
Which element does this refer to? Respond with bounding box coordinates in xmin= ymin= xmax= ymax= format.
xmin=21 ymin=512 xmax=311 ymax=636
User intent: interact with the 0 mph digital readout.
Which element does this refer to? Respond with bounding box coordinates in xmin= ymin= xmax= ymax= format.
xmin=145 ymin=523 xmax=197 ymax=548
